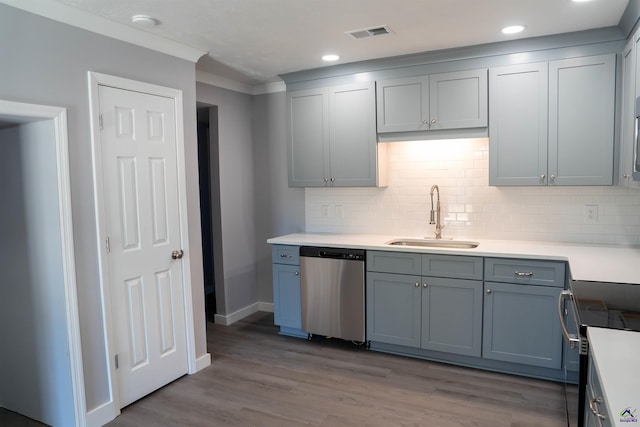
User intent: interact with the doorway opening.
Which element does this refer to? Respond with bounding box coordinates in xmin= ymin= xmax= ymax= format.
xmin=0 ymin=101 xmax=84 ymax=427
xmin=197 ymin=105 xmax=221 ymax=322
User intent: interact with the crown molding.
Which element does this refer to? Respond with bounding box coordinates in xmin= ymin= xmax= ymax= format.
xmin=1 ymin=0 xmax=207 ymax=63
xmin=196 ymin=70 xmax=285 ymax=95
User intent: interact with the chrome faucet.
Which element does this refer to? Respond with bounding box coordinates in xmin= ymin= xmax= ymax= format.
xmin=429 ymin=185 xmax=444 ymax=239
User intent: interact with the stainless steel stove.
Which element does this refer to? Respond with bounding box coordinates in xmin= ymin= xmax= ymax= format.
xmin=561 ymin=280 xmax=640 ymax=427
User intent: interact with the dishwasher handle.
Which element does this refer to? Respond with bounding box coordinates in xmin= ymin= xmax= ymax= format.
xmin=558 ymin=290 xmax=580 ymax=349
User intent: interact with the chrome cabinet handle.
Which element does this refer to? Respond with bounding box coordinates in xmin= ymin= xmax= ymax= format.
xmin=415 ymin=282 xmax=420 ymax=287
xmin=515 ymin=271 xmax=533 ymax=277
xmin=486 ymin=289 xmax=492 ymax=294
xmin=589 ymin=397 xmax=606 ymax=420
xmin=422 ymin=119 xmax=428 ymax=124
xmin=294 ymin=271 xmax=299 ymax=276
xmin=423 ymin=283 xmax=428 ymax=288
xmin=280 ymin=254 xmax=292 ymax=258
xmin=330 ymin=177 xmax=335 ymax=182
xmin=430 ymin=119 xmax=436 ymax=124
xmin=171 ymin=249 xmax=184 ymax=260
xmin=558 ymin=290 xmax=580 ymax=349
xmin=540 ymin=174 xmax=546 ymax=180
xmin=550 ymin=175 xmax=556 ymax=182
xmin=323 ymin=178 xmax=329 ymax=183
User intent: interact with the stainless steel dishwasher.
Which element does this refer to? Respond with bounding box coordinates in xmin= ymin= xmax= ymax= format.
xmin=300 ymin=246 xmax=366 ymax=342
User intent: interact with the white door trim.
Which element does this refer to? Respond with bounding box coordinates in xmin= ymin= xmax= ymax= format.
xmin=87 ymin=72 xmax=197 ymax=424
xmin=0 ymin=100 xmax=87 ymax=427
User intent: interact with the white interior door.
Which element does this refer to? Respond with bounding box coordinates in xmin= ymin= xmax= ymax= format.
xmin=98 ymin=85 xmax=188 ymax=407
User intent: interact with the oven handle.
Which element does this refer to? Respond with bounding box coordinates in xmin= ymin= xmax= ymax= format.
xmin=558 ymin=290 xmax=580 ymax=349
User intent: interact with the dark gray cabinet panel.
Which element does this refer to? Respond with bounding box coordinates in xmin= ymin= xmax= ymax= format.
xmin=376 ymin=76 xmax=429 ymax=133
xmin=422 ymin=254 xmax=483 ymax=280
xmin=421 ymin=277 xmax=483 ymax=357
xmin=367 ymin=250 xmax=422 ymax=275
xmin=483 ymin=281 xmax=563 ymax=369
xmin=366 ymin=272 xmax=422 ymax=347
xmin=272 ymin=244 xmax=300 ymax=265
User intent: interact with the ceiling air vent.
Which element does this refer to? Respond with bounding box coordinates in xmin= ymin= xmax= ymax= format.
xmin=346 ymin=25 xmax=393 ymax=40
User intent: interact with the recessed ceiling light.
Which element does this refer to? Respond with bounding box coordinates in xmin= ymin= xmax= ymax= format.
xmin=322 ymin=54 xmax=340 ymax=62
xmin=572 ymin=0 xmax=592 ymax=2
xmin=132 ymin=15 xmax=158 ymax=27
xmin=502 ymin=25 xmax=526 ymax=35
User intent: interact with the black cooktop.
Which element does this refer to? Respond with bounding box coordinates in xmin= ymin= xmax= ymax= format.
xmin=571 ymin=280 xmax=640 ymax=332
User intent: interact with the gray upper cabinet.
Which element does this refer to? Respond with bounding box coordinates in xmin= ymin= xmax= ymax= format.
xmin=287 ymin=82 xmax=384 ymax=187
xmin=489 ymin=62 xmax=549 ymax=186
xmin=490 ymin=54 xmax=615 ymax=186
xmin=548 ymin=55 xmax=615 ymax=185
xmin=376 ymin=69 xmax=487 ymax=133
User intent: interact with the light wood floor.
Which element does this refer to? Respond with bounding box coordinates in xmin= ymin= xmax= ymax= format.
xmin=2 ymin=311 xmax=570 ymax=426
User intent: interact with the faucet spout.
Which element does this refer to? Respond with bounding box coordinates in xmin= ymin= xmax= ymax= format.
xmin=429 ymin=185 xmax=444 ymax=239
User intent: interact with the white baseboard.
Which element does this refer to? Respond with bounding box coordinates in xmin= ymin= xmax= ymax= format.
xmin=86 ymin=400 xmax=117 ymax=427
xmin=213 ymin=302 xmax=274 ymax=326
xmin=194 ymin=353 xmax=211 ymax=372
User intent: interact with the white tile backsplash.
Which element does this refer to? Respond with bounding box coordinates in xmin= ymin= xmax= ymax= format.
xmin=305 ymin=138 xmax=640 ymax=245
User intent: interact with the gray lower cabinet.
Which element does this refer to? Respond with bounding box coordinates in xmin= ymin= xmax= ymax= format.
xmin=287 ymin=82 xmax=384 ymax=187
xmin=376 ymin=68 xmax=488 ymax=133
xmin=272 ymin=245 xmax=305 ymax=337
xmin=367 ymin=251 xmax=483 ymax=357
xmin=482 ymin=258 xmax=565 ymax=369
xmin=489 ymin=54 xmax=615 ymax=186
xmin=585 ymin=356 xmax=611 ymax=427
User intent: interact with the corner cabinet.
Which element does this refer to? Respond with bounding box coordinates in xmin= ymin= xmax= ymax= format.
xmin=286 ymin=82 xmax=387 ymax=187
xmin=489 ymin=54 xmax=615 ymax=186
xmin=376 ymin=69 xmax=488 ymax=133
xmin=272 ymin=245 xmax=306 ymax=338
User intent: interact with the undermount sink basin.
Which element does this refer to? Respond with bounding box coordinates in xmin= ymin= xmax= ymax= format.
xmin=386 ymin=238 xmax=480 ymax=249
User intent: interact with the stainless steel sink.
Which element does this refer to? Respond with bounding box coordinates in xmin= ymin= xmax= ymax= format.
xmin=386 ymin=238 xmax=479 ymax=249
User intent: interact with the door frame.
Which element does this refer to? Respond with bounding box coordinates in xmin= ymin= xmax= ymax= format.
xmin=0 ymin=100 xmax=86 ymax=426
xmin=87 ymin=72 xmax=197 ymax=423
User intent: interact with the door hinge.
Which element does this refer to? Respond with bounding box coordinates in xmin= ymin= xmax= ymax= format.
xmin=99 ymin=113 xmax=103 ymax=130
xmin=106 ymin=236 xmax=111 ymax=253
xmin=115 ymin=354 xmax=119 ymax=369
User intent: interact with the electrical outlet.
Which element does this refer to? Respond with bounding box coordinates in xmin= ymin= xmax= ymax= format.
xmin=584 ymin=205 xmax=598 ymax=224
xmin=321 ymin=205 xmax=329 ymax=218
xmin=335 ymin=205 xmax=343 ymax=218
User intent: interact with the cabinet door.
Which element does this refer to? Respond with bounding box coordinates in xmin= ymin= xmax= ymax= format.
xmin=421 ymin=277 xmax=483 ymax=357
xmin=376 ymin=76 xmax=429 ymax=133
xmin=273 ymin=264 xmax=302 ymax=329
xmin=287 ymin=88 xmax=330 ymax=187
xmin=367 ymin=272 xmax=421 ymax=347
xmin=621 ymin=39 xmax=640 ymax=188
xmin=549 ymin=54 xmax=615 ymax=185
xmin=429 ymin=69 xmax=488 ymax=130
xmin=329 ymin=83 xmax=378 ymax=186
xmin=483 ymin=282 xmax=562 ymax=369
xmin=489 ymin=62 xmax=548 ymax=186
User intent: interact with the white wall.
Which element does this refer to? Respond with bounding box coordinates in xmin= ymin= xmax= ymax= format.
xmin=0 ymin=122 xmax=75 ymax=426
xmin=306 ymin=138 xmax=640 ymax=245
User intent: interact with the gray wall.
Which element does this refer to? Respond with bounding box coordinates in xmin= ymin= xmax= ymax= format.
xmin=0 ymin=122 xmax=75 ymax=426
xmin=253 ymin=92 xmax=305 ymax=303
xmin=196 ymin=85 xmax=304 ymax=314
xmin=0 ymin=4 xmax=207 ymax=412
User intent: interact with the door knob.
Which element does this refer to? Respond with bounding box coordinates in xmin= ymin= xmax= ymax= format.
xmin=171 ymin=249 xmax=184 ymax=260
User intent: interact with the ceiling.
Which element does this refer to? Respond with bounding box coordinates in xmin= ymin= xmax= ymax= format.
xmin=10 ymin=0 xmax=632 ymax=85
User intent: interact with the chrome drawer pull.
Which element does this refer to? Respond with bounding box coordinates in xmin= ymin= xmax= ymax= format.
xmin=515 ymin=271 xmax=533 ymax=277
xmin=280 ymin=254 xmax=292 ymax=258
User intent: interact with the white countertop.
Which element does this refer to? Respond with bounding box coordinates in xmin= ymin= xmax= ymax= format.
xmin=587 ymin=327 xmax=640 ymax=426
xmin=267 ymin=233 xmax=640 ymax=284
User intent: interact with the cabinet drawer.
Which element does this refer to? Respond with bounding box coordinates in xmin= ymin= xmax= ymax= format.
xmin=422 ymin=254 xmax=483 ymax=280
xmin=272 ymin=245 xmax=300 ymax=265
xmin=367 ymin=251 xmax=422 ymax=275
xmin=484 ymin=258 xmax=565 ymax=287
